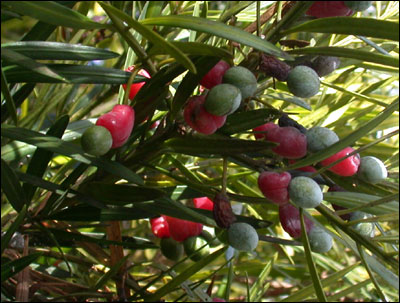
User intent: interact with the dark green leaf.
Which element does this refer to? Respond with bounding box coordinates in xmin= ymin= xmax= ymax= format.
xmin=83 ymin=182 xmax=166 ymax=205
xmin=281 ymin=17 xmax=399 ymax=41
xmin=4 ymin=64 xmax=146 ymax=84
xmin=2 ymin=1 xmax=107 ymax=30
xmin=288 ymin=47 xmax=398 ymax=68
xmin=22 ymin=115 xmax=70 ymax=202
xmin=1 ymin=159 xmax=26 ymax=212
xmin=1 ymin=205 xmax=27 ymax=255
xmin=1 ymin=65 xmax=18 ymax=125
xmin=148 ymin=41 xmax=232 ymax=59
xmin=140 ymin=15 xmax=292 ymax=60
xmin=1 ymin=48 xmax=67 ymax=82
xmin=2 ymin=42 xmax=120 ymax=61
xmin=1 ymin=253 xmax=42 ymax=282
xmin=163 ymin=134 xmax=276 ymax=156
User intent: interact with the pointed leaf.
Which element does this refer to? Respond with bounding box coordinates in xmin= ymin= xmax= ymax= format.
xmin=2 ymin=42 xmax=120 ymax=61
xmin=281 ymin=17 xmax=399 ymax=41
xmin=140 ymin=15 xmax=292 ymax=60
xmin=2 ymin=1 xmax=107 ymax=30
xmin=1 ymin=253 xmax=42 ymax=282
xmin=1 ymin=159 xmax=26 ymax=212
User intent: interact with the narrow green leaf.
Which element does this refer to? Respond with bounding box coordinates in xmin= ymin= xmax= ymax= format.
xmin=1 ymin=159 xmax=26 ymax=212
xmin=83 ymin=183 xmax=166 ymax=205
xmin=323 ymin=192 xmax=398 ymax=216
xmin=1 ymin=253 xmax=42 ymax=282
xmin=287 ymin=47 xmax=398 ymax=68
xmin=99 ymin=1 xmax=197 ymax=74
xmin=265 ymin=92 xmax=312 ymax=111
xmin=299 ymin=208 xmax=327 ymax=302
xmin=1 ymin=83 xmax=35 ymax=124
xmin=0 ymin=205 xmax=27 ymax=255
xmin=1 ymin=48 xmax=67 ymax=82
xmin=1 ymin=125 xmax=144 ymax=185
xmin=249 ymin=252 xmax=277 ymax=301
xmin=327 ymin=279 xmax=372 ymax=301
xmin=2 ymin=1 xmax=107 ymax=30
xmin=357 ymin=244 xmax=387 ymax=302
xmin=148 ymin=41 xmax=232 ymax=59
xmin=140 ymin=15 xmax=292 ymax=60
xmin=22 ymin=115 xmax=70 ymax=202
xmin=219 ymin=108 xmax=281 ymax=135
xmin=4 ymin=64 xmax=143 ymax=84
xmin=144 ymin=247 xmax=227 ymax=302
xmin=286 ymin=99 xmax=399 ymax=171
xmin=281 ymin=262 xmax=361 ymax=302
xmin=163 ymin=134 xmax=276 ymax=156
xmin=2 ymin=42 xmax=120 ymax=61
xmin=1 ymin=65 xmax=18 ymax=125
xmin=48 ymin=205 xmax=154 ymax=222
xmin=281 ymin=17 xmax=399 ymax=41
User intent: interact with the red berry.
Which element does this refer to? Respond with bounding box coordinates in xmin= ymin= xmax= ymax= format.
xmin=258 ymin=171 xmax=291 ymax=205
xmin=200 ymin=60 xmax=230 ymax=89
xmin=320 ymin=147 xmax=360 ymax=176
xmin=96 ymin=105 xmax=135 ymax=148
xmin=164 ymin=216 xmax=203 ymax=242
xmin=122 ymin=66 xmax=151 ymax=100
xmin=279 ymin=203 xmax=314 ymax=238
xmin=306 ymin=1 xmax=353 ymax=18
xmin=193 ymin=197 xmax=214 ymax=211
xmin=267 ymin=126 xmax=307 ymax=159
xmin=253 ymin=122 xmax=279 ymax=140
xmin=183 ymin=95 xmax=227 ymax=135
xmin=150 ymin=216 xmax=170 ymax=238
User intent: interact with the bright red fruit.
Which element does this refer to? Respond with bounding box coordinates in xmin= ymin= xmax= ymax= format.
xmin=96 ymin=105 xmax=135 ymax=148
xmin=150 ymin=216 xmax=170 ymax=238
xmin=258 ymin=171 xmax=291 ymax=205
xmin=306 ymin=1 xmax=353 ymax=18
xmin=122 ymin=66 xmax=151 ymax=100
xmin=279 ymin=203 xmax=314 ymax=238
xmin=200 ymin=60 xmax=230 ymax=89
xmin=164 ymin=216 xmax=203 ymax=242
xmin=320 ymin=147 xmax=360 ymax=176
xmin=253 ymin=122 xmax=279 ymax=140
xmin=183 ymin=95 xmax=227 ymax=135
xmin=266 ymin=126 xmax=307 ymax=159
xmin=193 ymin=197 xmax=214 ymax=211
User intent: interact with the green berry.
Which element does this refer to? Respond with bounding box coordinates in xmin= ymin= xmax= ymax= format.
xmin=289 ymin=176 xmax=323 ymax=208
xmin=183 ymin=236 xmax=210 ymax=261
xmin=311 ymin=56 xmax=340 ymax=77
xmin=357 ymin=156 xmax=388 ymax=184
xmin=204 ymin=84 xmax=242 ymax=116
xmin=350 ymin=211 xmax=375 ymax=237
xmin=160 ymin=237 xmax=184 ymax=261
xmin=344 ymin=1 xmax=372 ymax=12
xmin=286 ymin=66 xmax=320 ymax=98
xmin=222 ymin=66 xmax=257 ymax=100
xmin=306 ymin=126 xmax=339 ymax=153
xmin=308 ymin=227 xmax=333 ymax=253
xmin=227 ymin=222 xmax=259 ymax=252
xmin=81 ymin=125 xmax=112 ymax=156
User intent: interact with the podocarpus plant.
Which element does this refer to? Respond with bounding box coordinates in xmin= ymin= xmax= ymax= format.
xmin=1 ymin=1 xmax=398 ymax=302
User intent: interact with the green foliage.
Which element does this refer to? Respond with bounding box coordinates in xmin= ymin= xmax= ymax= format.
xmin=1 ymin=1 xmax=398 ymax=302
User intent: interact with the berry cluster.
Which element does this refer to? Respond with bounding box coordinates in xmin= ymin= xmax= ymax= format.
xmin=184 ymin=61 xmax=258 ymax=135
xmin=254 ymin=119 xmax=387 ymax=253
